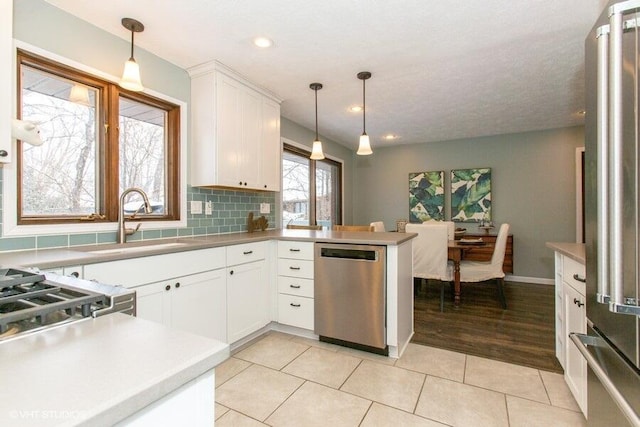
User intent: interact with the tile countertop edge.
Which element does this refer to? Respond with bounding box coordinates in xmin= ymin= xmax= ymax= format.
xmin=546 ymin=241 xmax=586 ymax=264
xmin=0 ymin=230 xmax=417 ymax=270
xmin=0 ymin=313 xmax=229 ymax=427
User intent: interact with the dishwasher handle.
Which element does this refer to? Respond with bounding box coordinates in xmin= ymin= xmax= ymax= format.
xmin=319 ymin=247 xmax=379 ymax=261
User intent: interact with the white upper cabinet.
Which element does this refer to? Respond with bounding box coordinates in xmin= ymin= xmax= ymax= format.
xmin=188 ymin=61 xmax=281 ymax=191
xmin=0 ymin=0 xmax=12 ymax=164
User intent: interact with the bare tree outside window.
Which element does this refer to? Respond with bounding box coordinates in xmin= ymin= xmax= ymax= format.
xmin=21 ymin=66 xmax=97 ymax=216
xmin=281 ymin=144 xmax=341 ymax=229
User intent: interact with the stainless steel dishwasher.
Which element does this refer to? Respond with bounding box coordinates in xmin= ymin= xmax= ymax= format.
xmin=314 ymin=242 xmax=387 ymax=355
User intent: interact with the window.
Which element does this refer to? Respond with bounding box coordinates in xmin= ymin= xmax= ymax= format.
xmin=17 ymin=50 xmax=180 ymax=225
xmin=282 ymin=143 xmax=342 ymax=229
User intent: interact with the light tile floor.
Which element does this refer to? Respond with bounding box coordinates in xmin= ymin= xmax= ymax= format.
xmin=215 ymin=332 xmax=586 ymax=427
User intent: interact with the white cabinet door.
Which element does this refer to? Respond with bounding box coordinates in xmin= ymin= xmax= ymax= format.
xmin=564 ymin=282 xmax=587 ymax=415
xmin=215 ymin=72 xmax=243 ymax=188
xmin=260 ymin=98 xmax=281 ymax=191
xmin=136 ymin=281 xmax=172 ymax=326
xmin=240 ymin=88 xmax=262 ymax=189
xmin=227 ymin=260 xmax=269 ymax=343
xmin=171 ymin=269 xmax=227 ymax=342
xmin=135 ymin=269 xmax=227 ymax=342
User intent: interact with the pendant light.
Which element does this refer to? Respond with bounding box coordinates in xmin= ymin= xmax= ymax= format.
xmin=119 ymin=18 xmax=145 ymax=92
xmin=309 ymin=82 xmax=325 ymax=160
xmin=357 ymin=71 xmax=373 ymax=155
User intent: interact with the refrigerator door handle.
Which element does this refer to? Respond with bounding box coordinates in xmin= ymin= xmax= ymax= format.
xmin=608 ymin=7 xmax=625 ymax=310
xmin=596 ymin=24 xmax=610 ymax=305
xmin=570 ymin=333 xmax=640 ymax=426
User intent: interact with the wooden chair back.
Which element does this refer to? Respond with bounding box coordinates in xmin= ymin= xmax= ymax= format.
xmin=332 ymin=225 xmax=374 ymax=232
xmin=286 ymin=224 xmax=322 ymax=230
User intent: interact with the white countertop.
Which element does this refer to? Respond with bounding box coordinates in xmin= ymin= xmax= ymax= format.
xmin=546 ymin=242 xmax=586 ymax=264
xmin=0 ymin=313 xmax=229 ymax=427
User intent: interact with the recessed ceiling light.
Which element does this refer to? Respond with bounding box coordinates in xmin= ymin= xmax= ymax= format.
xmin=253 ymin=36 xmax=273 ymax=48
xmin=578 ymin=110 xmax=586 ymax=115
xmin=383 ymin=134 xmax=398 ymax=140
xmin=349 ymin=105 xmax=362 ymax=112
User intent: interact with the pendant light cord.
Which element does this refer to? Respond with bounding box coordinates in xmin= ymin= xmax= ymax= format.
xmin=130 ymin=30 xmax=135 ymax=60
xmin=315 ymin=87 xmax=319 ymax=140
xmin=362 ymin=78 xmax=366 ymax=134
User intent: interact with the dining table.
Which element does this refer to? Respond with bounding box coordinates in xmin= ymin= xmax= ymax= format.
xmin=447 ymin=239 xmax=492 ymax=306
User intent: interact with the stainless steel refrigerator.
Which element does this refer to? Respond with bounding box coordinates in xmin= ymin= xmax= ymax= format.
xmin=577 ymin=0 xmax=640 ymax=425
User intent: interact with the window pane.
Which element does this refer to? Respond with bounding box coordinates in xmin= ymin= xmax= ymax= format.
xmin=119 ymin=96 xmax=167 ymax=214
xmin=20 ymin=65 xmax=98 ymax=216
xmin=316 ymin=160 xmax=339 ymax=229
xmin=282 ymin=150 xmax=310 ymax=227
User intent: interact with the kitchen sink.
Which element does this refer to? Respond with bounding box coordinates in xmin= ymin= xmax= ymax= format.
xmin=86 ymin=242 xmax=190 ymax=255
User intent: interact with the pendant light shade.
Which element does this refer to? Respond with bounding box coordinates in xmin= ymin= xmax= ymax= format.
xmin=309 ymin=82 xmax=325 ymax=160
xmin=69 ymin=84 xmax=91 ymax=106
xmin=119 ymin=18 xmax=145 ymax=92
xmin=356 ymin=71 xmax=373 ymax=155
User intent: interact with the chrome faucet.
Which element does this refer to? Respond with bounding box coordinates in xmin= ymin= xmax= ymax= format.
xmin=117 ymin=187 xmax=153 ymax=244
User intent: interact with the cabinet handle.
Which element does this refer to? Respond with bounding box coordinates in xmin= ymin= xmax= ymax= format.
xmin=175 ymin=282 xmax=180 ymax=288
xmin=289 ymin=266 xmax=301 ymax=270
xmin=238 ymin=181 xmax=242 ymax=185
xmin=289 ymin=248 xmax=301 ymax=252
xmin=574 ymin=298 xmax=585 ymax=308
xmin=244 ymin=182 xmax=247 ymax=186
xmin=290 ymin=303 xmax=301 ymax=308
xmin=0 ymin=150 xmax=7 ymax=157
xmin=290 ymin=284 xmax=301 ymax=289
xmin=229 ymin=270 xmax=234 ymax=275
xmin=264 ymin=185 xmax=267 ymax=188
xmin=243 ymin=250 xmax=253 ymax=255
xmin=573 ymin=274 xmax=586 ymax=283
xmin=70 ymin=271 xmax=79 ymax=278
xmin=165 ymin=285 xmax=171 ymax=291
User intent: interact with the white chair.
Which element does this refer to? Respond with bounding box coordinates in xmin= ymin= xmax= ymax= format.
xmin=420 ymin=220 xmax=455 ymax=240
xmin=459 ymin=223 xmax=510 ymax=309
xmin=370 ymin=221 xmax=385 ymax=232
xmin=406 ymin=223 xmax=453 ymax=311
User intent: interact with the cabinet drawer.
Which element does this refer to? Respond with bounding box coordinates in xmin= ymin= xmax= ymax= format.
xmin=278 ymin=294 xmax=313 ymax=330
xmin=227 ymin=242 xmax=266 ymax=266
xmin=278 ymin=241 xmax=314 ymax=260
xmin=278 ymin=276 xmax=314 ymax=298
xmin=563 ymin=256 xmax=586 ymax=295
xmin=277 ymin=259 xmax=314 ymax=279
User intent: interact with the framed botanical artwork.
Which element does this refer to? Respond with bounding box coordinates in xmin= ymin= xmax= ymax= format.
xmin=409 ymin=171 xmax=445 ymax=222
xmin=451 ymin=168 xmax=491 ymax=222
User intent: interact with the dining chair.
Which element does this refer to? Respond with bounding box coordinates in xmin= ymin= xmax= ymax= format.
xmin=459 ymin=223 xmax=510 ymax=309
xmin=405 ymin=223 xmax=453 ymax=312
xmin=370 ymin=221 xmax=386 ymax=232
xmin=286 ymin=224 xmax=322 ymax=230
xmin=332 ymin=225 xmax=375 ymax=231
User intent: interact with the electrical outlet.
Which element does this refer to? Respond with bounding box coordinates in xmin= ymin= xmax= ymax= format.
xmin=260 ymin=203 xmax=270 ymax=214
xmin=205 ymin=201 xmax=212 ymax=215
xmin=190 ymin=200 xmax=203 ymax=214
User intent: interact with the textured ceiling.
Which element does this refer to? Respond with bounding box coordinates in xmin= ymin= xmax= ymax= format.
xmin=45 ymin=0 xmax=608 ymax=151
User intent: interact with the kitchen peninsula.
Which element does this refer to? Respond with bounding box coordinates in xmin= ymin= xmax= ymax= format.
xmin=1 ymin=229 xmax=416 ymax=359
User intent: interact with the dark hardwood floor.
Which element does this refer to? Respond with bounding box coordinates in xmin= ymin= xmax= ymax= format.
xmin=412 ymin=279 xmax=563 ymax=373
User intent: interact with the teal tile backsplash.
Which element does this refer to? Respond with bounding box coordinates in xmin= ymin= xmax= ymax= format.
xmin=0 ymin=166 xmax=276 ymax=252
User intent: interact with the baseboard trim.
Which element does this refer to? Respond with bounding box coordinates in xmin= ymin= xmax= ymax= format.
xmin=505 ymin=274 xmax=554 ymax=285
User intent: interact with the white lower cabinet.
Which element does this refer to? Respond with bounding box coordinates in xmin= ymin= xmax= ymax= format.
xmin=136 ymin=269 xmax=227 ymax=342
xmin=553 ymin=251 xmax=587 ymax=416
xmin=277 ymin=241 xmax=314 ymax=330
xmin=226 ymin=242 xmax=269 ymax=343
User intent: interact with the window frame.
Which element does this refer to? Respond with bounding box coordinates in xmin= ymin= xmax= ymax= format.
xmin=16 ymin=49 xmax=180 ymax=226
xmin=282 ymin=141 xmax=343 ymax=227
xmin=2 ymin=41 xmax=187 ymax=238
